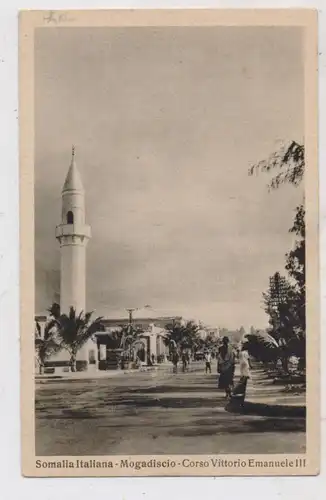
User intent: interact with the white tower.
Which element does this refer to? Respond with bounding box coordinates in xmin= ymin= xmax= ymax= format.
xmin=55 ymin=146 xmax=91 ymax=315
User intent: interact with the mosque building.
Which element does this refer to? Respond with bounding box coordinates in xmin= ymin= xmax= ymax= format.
xmin=35 ymin=148 xmax=178 ymax=372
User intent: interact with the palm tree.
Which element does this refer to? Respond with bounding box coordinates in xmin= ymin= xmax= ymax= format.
xmin=108 ymin=324 xmax=144 ymax=363
xmin=53 ymin=307 xmax=104 ymax=372
xmin=118 ymin=324 xmax=144 ymax=351
xmin=242 ymin=331 xmax=280 ymax=365
xmin=47 ymin=302 xmax=61 ymax=319
xmin=163 ymin=320 xmax=199 ymax=354
xmin=34 ymin=320 xmax=61 ymax=375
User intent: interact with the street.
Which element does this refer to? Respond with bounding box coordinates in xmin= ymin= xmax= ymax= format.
xmin=35 ymin=362 xmax=305 ymax=456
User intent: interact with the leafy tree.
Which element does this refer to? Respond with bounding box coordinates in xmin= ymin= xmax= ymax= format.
xmin=263 ymin=272 xmax=293 ymax=337
xmin=51 ymin=306 xmax=104 ymax=371
xmin=249 ymin=140 xmax=305 ymax=370
xmin=286 ymin=204 xmax=305 ymax=297
xmin=248 ymin=140 xmax=304 ymax=190
xmin=263 ymin=272 xmax=305 ymax=370
xmin=284 ymin=205 xmax=306 ymax=367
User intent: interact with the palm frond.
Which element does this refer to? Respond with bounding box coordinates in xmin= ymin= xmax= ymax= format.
xmin=69 ymin=307 xmax=76 ymax=321
xmin=35 ymin=336 xmax=61 ymax=364
xmin=84 ymin=311 xmax=94 ymax=326
xmin=43 ymin=318 xmax=58 ymax=340
xmin=52 ymin=307 xmax=104 ymax=354
xmin=47 ymin=302 xmax=61 ymax=319
xmin=244 ymin=331 xmax=279 ymax=348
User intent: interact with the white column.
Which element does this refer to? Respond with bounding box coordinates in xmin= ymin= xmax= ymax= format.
xmin=60 ymin=242 xmax=86 ymax=314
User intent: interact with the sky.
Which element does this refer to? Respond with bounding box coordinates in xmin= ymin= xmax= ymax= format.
xmin=34 ymin=26 xmax=304 ymax=330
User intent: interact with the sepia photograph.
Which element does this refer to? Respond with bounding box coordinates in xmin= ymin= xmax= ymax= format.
xmin=20 ymin=9 xmax=319 ymax=476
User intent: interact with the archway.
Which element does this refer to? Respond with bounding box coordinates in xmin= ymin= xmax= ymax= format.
xmin=131 ymin=339 xmax=147 ymax=363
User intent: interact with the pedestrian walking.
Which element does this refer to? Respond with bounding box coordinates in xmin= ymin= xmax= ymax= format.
xmin=181 ymin=351 xmax=188 ymax=372
xmin=217 ymin=336 xmax=236 ymax=398
xmin=204 ymin=351 xmax=212 ymax=373
xmin=239 ymin=344 xmax=251 ymax=379
xmin=172 ymin=350 xmax=179 ymax=374
xmin=232 ymin=342 xmax=251 ymax=402
xmin=186 ymin=351 xmax=190 ymax=370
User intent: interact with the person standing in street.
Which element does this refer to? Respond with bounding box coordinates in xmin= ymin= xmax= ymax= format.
xmin=181 ymin=351 xmax=188 ymax=372
xmin=232 ymin=342 xmax=251 ymax=403
xmin=204 ymin=351 xmax=212 ymax=373
xmin=172 ymin=350 xmax=179 ymax=374
xmin=217 ymin=336 xmax=236 ymax=398
xmin=239 ymin=343 xmax=251 ymax=380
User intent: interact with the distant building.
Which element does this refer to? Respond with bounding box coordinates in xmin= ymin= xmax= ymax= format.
xmin=93 ymin=315 xmax=187 ymax=365
xmin=35 ymin=310 xmax=185 ymax=369
xmin=206 ymin=327 xmax=220 ymax=339
xmin=100 ymin=315 xmax=183 ymax=332
xmin=196 ymin=326 xmax=220 ymax=341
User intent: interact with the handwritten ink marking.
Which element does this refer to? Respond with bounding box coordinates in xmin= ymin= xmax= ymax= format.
xmin=43 ymin=11 xmax=74 ymax=24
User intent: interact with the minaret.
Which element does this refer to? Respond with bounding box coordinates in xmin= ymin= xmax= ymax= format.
xmin=55 ymin=146 xmax=91 ymax=315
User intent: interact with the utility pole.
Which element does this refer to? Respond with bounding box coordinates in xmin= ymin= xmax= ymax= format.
xmin=126 ymin=305 xmax=152 ymax=332
xmin=124 ymin=306 xmax=151 ymax=359
xmin=123 ymin=308 xmax=135 ymax=361
xmin=126 ymin=308 xmax=135 ymax=334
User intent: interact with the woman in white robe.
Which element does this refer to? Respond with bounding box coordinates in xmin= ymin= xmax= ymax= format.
xmin=239 ymin=348 xmax=251 ymax=379
xmin=231 ymin=344 xmax=251 ymax=402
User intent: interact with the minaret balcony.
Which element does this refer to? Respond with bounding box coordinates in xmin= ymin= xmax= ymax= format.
xmin=55 ymin=223 xmax=91 ymax=239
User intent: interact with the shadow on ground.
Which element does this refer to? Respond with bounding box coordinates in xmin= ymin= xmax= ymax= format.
xmin=226 ymin=400 xmax=306 ymax=418
xmin=129 ymin=384 xmax=218 ymax=394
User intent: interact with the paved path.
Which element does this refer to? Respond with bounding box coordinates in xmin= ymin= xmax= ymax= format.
xmin=35 ymin=362 xmax=305 ymax=456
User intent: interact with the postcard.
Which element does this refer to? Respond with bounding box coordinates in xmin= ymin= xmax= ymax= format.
xmin=20 ymin=9 xmax=319 ymax=476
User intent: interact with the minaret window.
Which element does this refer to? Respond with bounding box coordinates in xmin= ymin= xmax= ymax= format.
xmin=67 ymin=211 xmax=74 ymax=224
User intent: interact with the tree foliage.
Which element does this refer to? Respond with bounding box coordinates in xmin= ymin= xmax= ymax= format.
xmin=34 ymin=319 xmax=61 ymax=374
xmin=249 ymin=141 xmax=305 ymax=367
xmin=248 ymin=141 xmax=304 ymax=190
xmin=163 ymin=320 xmax=199 ymax=351
xmin=204 ymin=334 xmax=218 ymax=349
xmin=242 ymin=331 xmax=280 ymax=363
xmin=49 ymin=306 xmax=104 ymax=371
xmin=262 ymin=272 xmax=304 ymax=356
xmin=109 ymin=324 xmax=145 ymax=359
xmin=286 ymin=204 xmax=305 ymax=292
xmin=47 ymin=302 xmax=61 ymax=319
